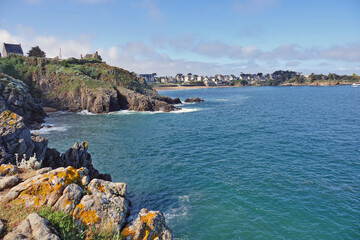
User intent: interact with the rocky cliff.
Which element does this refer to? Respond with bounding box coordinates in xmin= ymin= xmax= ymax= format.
xmin=0 ymin=73 xmax=46 ymax=129
xmin=0 ymin=110 xmax=172 ymax=239
xmin=0 ymin=55 xmax=179 ymax=115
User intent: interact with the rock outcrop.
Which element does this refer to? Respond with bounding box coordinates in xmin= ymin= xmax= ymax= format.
xmin=3 ymin=213 xmax=59 ymax=240
xmin=121 ymin=208 xmax=172 ymax=240
xmin=0 ymin=164 xmax=173 ymax=239
xmin=0 ymin=73 xmax=46 ymax=129
xmin=0 ymin=110 xmax=110 ymax=180
xmin=0 ymin=110 xmax=47 ymax=165
xmin=184 ymin=97 xmax=204 ymax=103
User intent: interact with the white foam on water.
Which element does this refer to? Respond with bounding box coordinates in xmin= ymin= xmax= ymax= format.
xmin=172 ymin=108 xmax=201 ymax=113
xmin=108 ymin=108 xmax=201 ymax=115
xmin=32 ymin=124 xmax=68 ymax=135
xmin=77 ymin=110 xmax=96 ymax=115
xmin=164 ymin=195 xmax=190 ymax=221
xmin=214 ymin=98 xmax=229 ymax=102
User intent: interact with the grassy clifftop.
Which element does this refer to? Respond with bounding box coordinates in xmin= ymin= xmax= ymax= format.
xmin=0 ymin=55 xmax=152 ymax=97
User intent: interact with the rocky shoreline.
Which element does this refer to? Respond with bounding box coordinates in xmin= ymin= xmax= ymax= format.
xmin=0 ymin=110 xmax=172 ymax=239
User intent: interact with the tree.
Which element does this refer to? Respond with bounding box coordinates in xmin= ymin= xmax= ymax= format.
xmin=27 ymin=46 xmax=46 ymax=58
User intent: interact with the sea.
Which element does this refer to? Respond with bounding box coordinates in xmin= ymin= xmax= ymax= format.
xmin=37 ymin=86 xmax=360 ymax=240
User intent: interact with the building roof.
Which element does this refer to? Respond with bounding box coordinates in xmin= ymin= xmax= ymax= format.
xmin=4 ymin=43 xmax=23 ymax=55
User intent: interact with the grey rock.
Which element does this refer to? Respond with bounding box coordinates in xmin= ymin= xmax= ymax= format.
xmin=0 ymin=219 xmax=3 ymax=236
xmin=121 ymin=208 xmax=172 ymax=240
xmin=0 ymin=73 xmax=46 ymax=129
xmin=0 ymin=111 xmax=48 ymax=165
xmin=0 ymin=175 xmax=20 ymax=191
xmin=53 ymin=183 xmax=83 ymax=214
xmin=3 ymin=213 xmax=59 ymax=240
xmin=73 ymin=178 xmax=129 ymax=231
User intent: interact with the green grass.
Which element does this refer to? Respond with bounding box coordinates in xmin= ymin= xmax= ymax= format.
xmin=38 ymin=207 xmax=86 ymax=240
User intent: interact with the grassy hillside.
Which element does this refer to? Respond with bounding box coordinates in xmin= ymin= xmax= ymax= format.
xmin=0 ymin=55 xmax=152 ymax=97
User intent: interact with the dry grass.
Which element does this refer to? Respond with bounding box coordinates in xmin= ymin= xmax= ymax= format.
xmin=0 ymin=203 xmax=38 ymax=236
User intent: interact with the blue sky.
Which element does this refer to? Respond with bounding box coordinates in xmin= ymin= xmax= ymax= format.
xmin=0 ymin=0 xmax=359 ymax=75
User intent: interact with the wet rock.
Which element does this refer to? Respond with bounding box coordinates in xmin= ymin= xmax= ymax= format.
xmin=121 ymin=208 xmax=172 ymax=240
xmin=0 ymin=73 xmax=46 ymax=129
xmin=184 ymin=97 xmax=204 ymax=103
xmin=172 ymin=97 xmax=182 ymax=104
xmin=73 ymin=178 xmax=129 ymax=231
xmin=3 ymin=213 xmax=59 ymax=240
xmin=0 ymin=175 xmax=20 ymax=191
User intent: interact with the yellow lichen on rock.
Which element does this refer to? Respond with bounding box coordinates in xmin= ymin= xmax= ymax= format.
xmin=0 ymin=164 xmax=20 ymax=176
xmin=74 ymin=203 xmax=99 ymax=225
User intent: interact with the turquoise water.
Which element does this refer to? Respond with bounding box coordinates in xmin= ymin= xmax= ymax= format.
xmin=39 ymin=86 xmax=360 ymax=239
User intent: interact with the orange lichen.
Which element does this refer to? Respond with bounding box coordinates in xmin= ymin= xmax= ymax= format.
xmin=0 ymin=164 xmax=16 ymax=176
xmin=121 ymin=226 xmax=135 ymax=238
xmin=74 ymin=204 xmax=99 ymax=225
xmin=97 ymin=182 xmax=105 ymax=193
xmin=9 ymin=167 xmax=85 ymax=208
xmin=140 ymin=212 xmax=156 ymax=230
xmin=121 ymin=212 xmax=159 ymax=240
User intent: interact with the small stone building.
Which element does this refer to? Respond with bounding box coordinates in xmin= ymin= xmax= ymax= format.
xmin=2 ymin=43 xmax=24 ymax=57
xmin=80 ymin=51 xmax=102 ymax=60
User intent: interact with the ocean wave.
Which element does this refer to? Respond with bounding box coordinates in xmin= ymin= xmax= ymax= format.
xmin=77 ymin=110 xmax=96 ymax=115
xmin=108 ymin=108 xmax=201 ymax=115
xmin=32 ymin=124 xmax=68 ymax=135
xmin=172 ymin=108 xmax=200 ymax=114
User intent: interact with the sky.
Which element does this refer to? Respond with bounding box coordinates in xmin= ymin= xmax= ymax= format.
xmin=0 ymin=0 xmax=359 ymax=76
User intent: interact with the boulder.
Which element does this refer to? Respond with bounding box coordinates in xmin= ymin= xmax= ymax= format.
xmin=184 ymin=97 xmax=204 ymax=103
xmin=172 ymin=97 xmax=182 ymax=104
xmin=0 ymin=175 xmax=20 ymax=191
xmin=0 ymin=73 xmax=46 ymax=129
xmin=52 ymin=183 xmax=83 ymax=214
xmin=3 ymin=213 xmax=59 ymax=240
xmin=121 ymin=208 xmax=172 ymax=240
xmin=0 ymin=166 xmax=88 ymax=207
xmin=73 ymin=178 xmax=129 ymax=231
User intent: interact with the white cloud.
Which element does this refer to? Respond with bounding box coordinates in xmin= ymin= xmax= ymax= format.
xmin=0 ymin=28 xmax=91 ymax=58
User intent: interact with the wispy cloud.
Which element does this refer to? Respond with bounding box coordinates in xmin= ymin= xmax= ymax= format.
xmin=232 ymin=0 xmax=279 ymax=14
xmin=133 ymin=0 xmax=164 ymax=19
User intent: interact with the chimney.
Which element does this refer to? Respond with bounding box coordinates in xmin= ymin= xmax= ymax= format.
xmin=80 ymin=54 xmax=82 ymax=59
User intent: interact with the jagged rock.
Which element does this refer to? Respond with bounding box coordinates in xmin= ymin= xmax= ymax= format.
xmin=73 ymin=178 xmax=129 ymax=231
xmin=0 ymin=219 xmax=3 ymax=236
xmin=52 ymin=183 xmax=83 ymax=214
xmin=0 ymin=111 xmax=48 ymax=165
xmin=42 ymin=142 xmax=111 ymax=181
xmin=172 ymin=97 xmax=182 ymax=104
xmin=0 ymin=175 xmax=20 ymax=191
xmin=0 ymin=73 xmax=46 ymax=129
xmin=121 ymin=208 xmax=172 ymax=240
xmin=0 ymin=166 xmax=87 ymax=206
xmin=0 ymin=164 xmax=20 ymax=176
xmin=184 ymin=97 xmax=204 ymax=103
xmin=3 ymin=213 xmax=59 ymax=240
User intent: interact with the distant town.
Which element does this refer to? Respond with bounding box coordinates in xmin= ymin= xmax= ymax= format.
xmin=2 ymin=42 xmax=359 ymax=87
xmin=139 ymin=72 xmax=305 ymax=86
